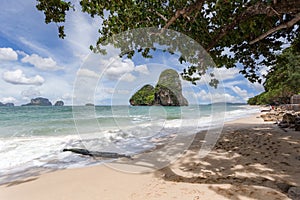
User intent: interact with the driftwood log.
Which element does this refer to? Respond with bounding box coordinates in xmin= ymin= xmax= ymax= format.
xmin=63 ymin=148 xmax=131 ymax=159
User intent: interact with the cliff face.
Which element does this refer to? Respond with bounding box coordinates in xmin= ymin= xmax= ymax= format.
xmin=130 ymin=69 xmax=188 ymax=106
xmin=154 ymin=69 xmax=188 ymax=106
xmin=22 ymin=97 xmax=52 ymax=106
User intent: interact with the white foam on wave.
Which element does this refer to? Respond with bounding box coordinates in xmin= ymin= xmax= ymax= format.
xmin=225 ymin=105 xmax=259 ymax=121
xmin=0 ymin=135 xmax=86 ymax=173
xmin=0 ymin=105 xmax=259 ymax=183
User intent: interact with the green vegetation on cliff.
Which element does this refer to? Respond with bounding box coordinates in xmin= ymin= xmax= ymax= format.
xmin=130 ymin=69 xmax=188 ymax=106
xmin=129 ymin=85 xmax=155 ymax=106
xmin=248 ymin=44 xmax=300 ymax=105
xmin=156 ymin=69 xmax=181 ymax=93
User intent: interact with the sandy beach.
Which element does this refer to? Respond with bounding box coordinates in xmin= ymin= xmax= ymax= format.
xmin=1 ymin=112 xmax=300 ymax=200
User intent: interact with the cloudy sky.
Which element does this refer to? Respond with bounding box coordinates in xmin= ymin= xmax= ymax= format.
xmin=0 ymin=0 xmax=264 ymax=106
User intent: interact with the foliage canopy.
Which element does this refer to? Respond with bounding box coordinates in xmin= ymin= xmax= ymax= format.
xmin=36 ymin=0 xmax=300 ymax=85
xmin=248 ymin=43 xmax=300 ymax=105
xmin=129 ymin=84 xmax=155 ymax=105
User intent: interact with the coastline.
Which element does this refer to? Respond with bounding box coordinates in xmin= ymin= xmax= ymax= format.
xmin=1 ymin=110 xmax=300 ymax=199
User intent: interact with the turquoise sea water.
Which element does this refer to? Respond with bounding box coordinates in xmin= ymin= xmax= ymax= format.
xmin=0 ymin=104 xmax=258 ymax=183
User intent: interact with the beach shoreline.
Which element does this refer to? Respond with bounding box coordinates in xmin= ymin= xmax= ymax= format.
xmin=1 ymin=110 xmax=300 ymax=200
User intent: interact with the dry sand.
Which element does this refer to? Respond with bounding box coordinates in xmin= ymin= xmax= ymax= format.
xmin=1 ymin=113 xmax=300 ymax=200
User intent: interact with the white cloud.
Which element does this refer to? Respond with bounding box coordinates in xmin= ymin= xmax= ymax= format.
xmin=21 ymin=87 xmax=41 ymax=98
xmin=195 ymin=89 xmax=240 ymax=103
xmin=93 ymin=56 xmax=139 ymax=82
xmin=62 ymin=93 xmax=73 ymax=100
xmin=221 ymin=47 xmax=235 ymax=58
xmin=105 ymin=58 xmax=135 ymax=79
xmin=77 ymin=68 xmax=99 ymax=78
xmin=21 ymin=54 xmax=63 ymax=71
xmin=2 ymin=69 xmax=44 ymax=85
xmin=16 ymin=50 xmax=27 ymax=57
xmin=192 ymin=85 xmax=254 ymax=103
xmin=222 ymin=80 xmax=245 ymax=88
xmin=258 ymin=65 xmax=270 ymax=83
xmin=248 ymin=82 xmax=264 ymax=93
xmin=198 ymin=67 xmax=240 ymax=85
xmin=65 ymin=4 xmax=102 ymax=59
xmin=135 ymin=64 xmax=149 ymax=74
xmin=103 ymin=88 xmax=130 ymax=95
xmin=0 ymin=47 xmax=18 ymax=61
xmin=213 ymin=67 xmax=240 ymax=81
xmin=230 ymin=86 xmax=249 ymax=100
xmin=120 ymin=73 xmax=136 ymax=82
xmin=18 ymin=37 xmax=52 ymax=58
xmin=0 ymin=97 xmax=16 ymax=103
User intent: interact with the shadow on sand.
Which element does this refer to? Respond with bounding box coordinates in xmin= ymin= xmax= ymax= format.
xmin=153 ymin=123 xmax=300 ymax=199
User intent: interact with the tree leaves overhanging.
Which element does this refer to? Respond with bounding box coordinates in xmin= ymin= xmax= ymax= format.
xmin=36 ymin=0 xmax=300 ymax=85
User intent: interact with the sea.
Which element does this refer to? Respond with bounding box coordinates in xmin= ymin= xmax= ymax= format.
xmin=0 ymin=104 xmax=259 ymax=183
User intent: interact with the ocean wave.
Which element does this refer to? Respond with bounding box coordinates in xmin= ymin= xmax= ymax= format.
xmin=0 ymin=104 xmax=258 ymax=183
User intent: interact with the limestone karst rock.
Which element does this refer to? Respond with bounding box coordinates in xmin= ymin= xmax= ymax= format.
xmin=130 ymin=69 xmax=188 ymax=106
xmin=22 ymin=97 xmax=52 ymax=106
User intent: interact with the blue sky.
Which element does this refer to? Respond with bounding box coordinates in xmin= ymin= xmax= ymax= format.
xmin=0 ymin=0 xmax=265 ymax=105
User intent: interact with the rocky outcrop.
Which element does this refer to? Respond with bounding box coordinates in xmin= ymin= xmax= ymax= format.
xmin=288 ymin=187 xmax=300 ymax=200
xmin=154 ymin=69 xmax=188 ymax=106
xmin=54 ymin=101 xmax=64 ymax=106
xmin=0 ymin=102 xmax=14 ymax=107
xmin=282 ymin=113 xmax=296 ymax=124
xmin=260 ymin=109 xmax=285 ymax=122
xmin=22 ymin=97 xmax=52 ymax=106
xmin=130 ymin=69 xmax=188 ymax=106
xmin=259 ymin=105 xmax=300 ymax=131
xmin=296 ymin=117 xmax=300 ymax=131
xmin=278 ymin=112 xmax=300 ymax=130
xmin=260 ymin=112 xmax=279 ymax=122
xmin=260 ymin=107 xmax=300 ymax=131
xmin=129 ymin=84 xmax=155 ymax=106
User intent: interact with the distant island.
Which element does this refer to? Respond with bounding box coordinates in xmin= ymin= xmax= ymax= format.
xmin=129 ymin=69 xmax=188 ymax=106
xmin=54 ymin=101 xmax=64 ymax=106
xmin=22 ymin=97 xmax=52 ymax=106
xmin=0 ymin=102 xmax=14 ymax=107
xmin=22 ymin=97 xmax=64 ymax=106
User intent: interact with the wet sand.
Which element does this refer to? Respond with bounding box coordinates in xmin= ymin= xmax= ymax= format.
xmin=1 ymin=113 xmax=299 ymax=200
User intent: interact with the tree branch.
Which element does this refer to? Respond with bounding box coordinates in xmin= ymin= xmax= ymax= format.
xmin=205 ymin=3 xmax=259 ymax=51
xmin=205 ymin=1 xmax=299 ymax=51
xmin=249 ymin=13 xmax=300 ymax=45
xmin=162 ymin=0 xmax=204 ymax=30
xmin=163 ymin=9 xmax=186 ymax=30
xmin=155 ymin=11 xmax=168 ymax=22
